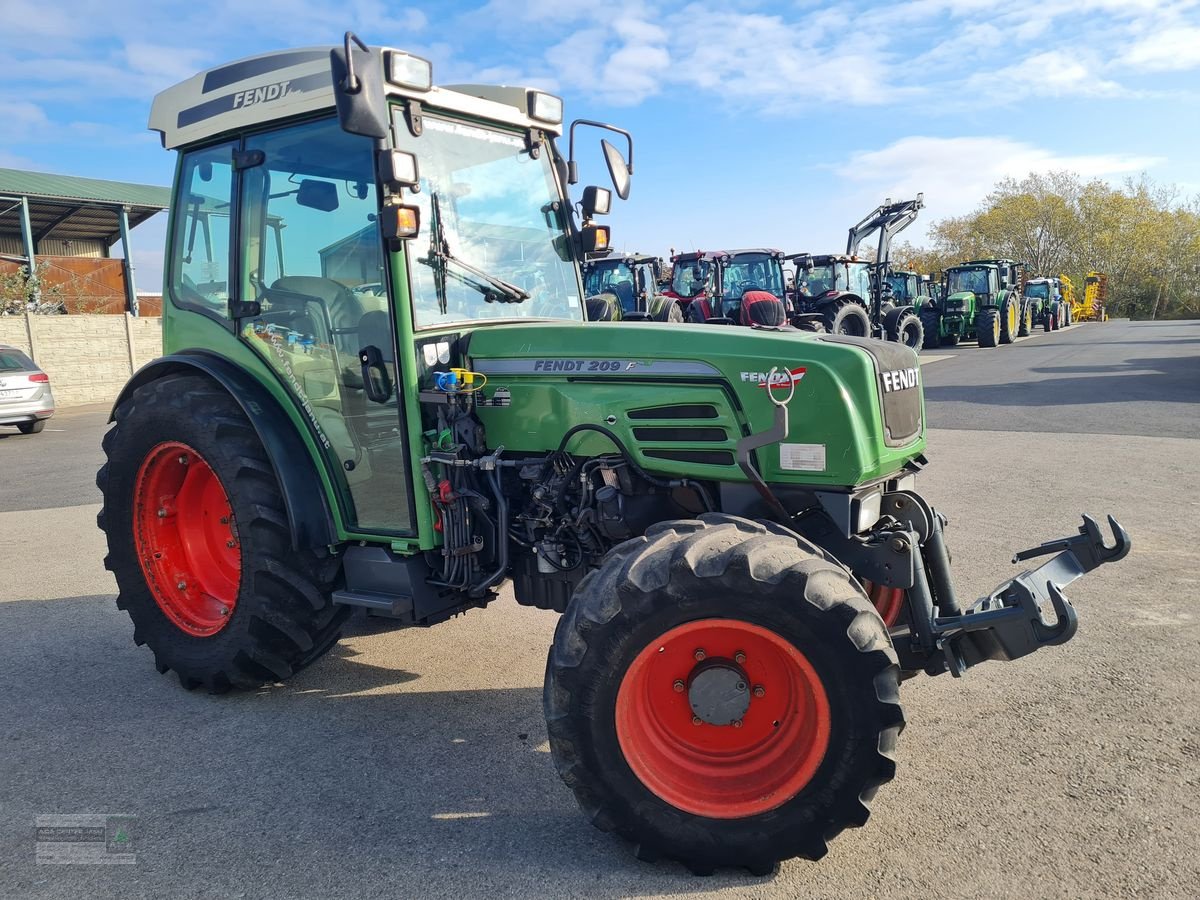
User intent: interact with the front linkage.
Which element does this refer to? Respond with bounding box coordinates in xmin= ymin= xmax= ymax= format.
xmin=796 ymin=491 xmax=1130 ymax=676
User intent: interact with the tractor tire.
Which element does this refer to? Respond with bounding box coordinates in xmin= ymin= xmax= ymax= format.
xmin=97 ymin=374 xmax=349 ymax=693
xmin=824 ymin=303 xmax=870 ymax=337
xmin=545 ymin=514 xmax=903 ymax=875
xmin=17 ymin=420 xmax=46 ymax=434
xmin=919 ymin=310 xmax=941 ymax=349
xmin=891 ymin=312 xmax=924 ymax=350
xmin=976 ymin=309 xmax=1001 ymax=348
xmin=1017 ymin=304 xmax=1032 ymax=337
xmin=999 ymin=298 xmax=1018 ymax=344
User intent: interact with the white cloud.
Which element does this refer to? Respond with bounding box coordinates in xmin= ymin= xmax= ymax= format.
xmin=836 ymin=135 xmax=1164 ymax=229
xmin=967 ymin=50 xmax=1128 ymax=100
xmin=1121 ymin=26 xmax=1200 ymax=72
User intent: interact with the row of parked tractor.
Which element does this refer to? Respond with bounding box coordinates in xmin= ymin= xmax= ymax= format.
xmin=582 ymin=195 xmax=1110 ymax=350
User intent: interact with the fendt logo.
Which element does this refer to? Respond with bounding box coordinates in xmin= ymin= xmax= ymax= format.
xmin=881 ymin=367 xmax=919 ymax=393
xmin=232 ymin=80 xmax=292 ymax=110
xmin=740 ymin=367 xmax=807 ymax=389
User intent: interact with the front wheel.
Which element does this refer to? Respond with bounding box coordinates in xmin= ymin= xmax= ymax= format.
xmin=891 ymin=312 xmax=924 ymax=349
xmin=824 ymin=302 xmax=871 ymax=337
xmin=919 ymin=310 xmax=941 ymax=349
xmin=976 ymin=309 xmax=1001 ymax=348
xmin=97 ymin=374 xmax=349 ymax=692
xmin=545 ymin=515 xmax=903 ymax=874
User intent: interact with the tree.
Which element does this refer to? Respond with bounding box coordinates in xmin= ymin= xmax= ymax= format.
xmin=0 ymin=263 xmax=65 ymax=315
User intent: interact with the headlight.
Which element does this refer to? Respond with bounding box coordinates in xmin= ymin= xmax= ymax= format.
xmin=527 ymin=90 xmax=563 ymax=124
xmin=387 ymin=51 xmax=433 ymax=91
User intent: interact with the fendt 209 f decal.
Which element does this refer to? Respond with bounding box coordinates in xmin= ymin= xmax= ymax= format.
xmin=474 ymin=359 xmax=722 ymax=377
xmin=880 ymin=366 xmax=919 ymax=393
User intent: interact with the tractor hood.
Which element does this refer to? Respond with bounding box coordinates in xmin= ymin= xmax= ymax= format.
xmin=465 ymin=322 xmax=924 ymax=488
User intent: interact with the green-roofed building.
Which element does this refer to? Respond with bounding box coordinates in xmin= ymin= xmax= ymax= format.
xmin=0 ymin=168 xmax=170 ymax=314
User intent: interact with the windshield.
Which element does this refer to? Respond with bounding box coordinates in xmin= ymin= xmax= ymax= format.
xmin=671 ymin=259 xmax=709 ymax=297
xmin=948 ymin=268 xmax=990 ymax=295
xmin=1025 ymin=282 xmax=1050 ymax=299
xmin=394 ymin=113 xmax=582 ymax=329
xmin=724 ymin=253 xmax=784 ymax=299
xmin=800 ymin=263 xmax=835 ymax=295
xmin=888 ymin=274 xmax=918 ymax=301
xmin=584 ymin=260 xmax=639 ymax=312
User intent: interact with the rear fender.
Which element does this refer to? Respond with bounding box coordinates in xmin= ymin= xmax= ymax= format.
xmin=110 ymin=351 xmax=336 ymax=551
xmin=882 ymin=304 xmax=916 ymax=333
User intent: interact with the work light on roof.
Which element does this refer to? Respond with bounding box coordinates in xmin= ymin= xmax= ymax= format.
xmin=387 ymin=50 xmax=433 ymax=91
xmin=527 ymin=91 xmax=563 ymax=125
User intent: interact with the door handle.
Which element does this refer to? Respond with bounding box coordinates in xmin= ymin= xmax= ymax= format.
xmin=359 ymin=345 xmax=393 ymax=404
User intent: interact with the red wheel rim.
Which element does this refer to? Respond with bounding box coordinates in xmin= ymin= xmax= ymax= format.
xmin=615 ymin=618 xmax=831 ymax=819
xmin=133 ymin=441 xmax=241 ymax=637
xmin=861 ymin=579 xmax=905 ymax=627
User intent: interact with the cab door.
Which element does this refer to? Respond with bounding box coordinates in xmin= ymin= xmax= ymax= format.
xmin=233 ymin=117 xmax=415 ymax=536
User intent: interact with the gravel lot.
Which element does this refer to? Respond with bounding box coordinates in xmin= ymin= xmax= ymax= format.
xmin=1 ymin=318 xmax=1196 ymax=899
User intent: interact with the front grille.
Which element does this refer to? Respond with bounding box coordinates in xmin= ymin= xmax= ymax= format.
xmin=633 ymin=426 xmax=728 ymax=442
xmin=644 ymin=449 xmax=735 ymax=466
xmin=628 ymin=404 xmax=720 ymax=420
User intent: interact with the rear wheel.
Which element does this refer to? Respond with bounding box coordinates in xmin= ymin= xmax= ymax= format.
xmin=999 ymin=298 xmax=1018 ymax=344
xmin=824 ymin=302 xmax=870 ymax=337
xmin=976 ymin=309 xmax=1001 ymax=348
xmin=1017 ymin=304 xmax=1032 ymax=337
xmin=16 ymin=420 xmax=45 ymax=434
xmin=919 ymin=310 xmax=941 ymax=349
xmin=545 ymin=515 xmax=903 ymax=874
xmin=892 ymin=312 xmax=924 ymax=349
xmin=97 ymin=374 xmax=348 ymax=692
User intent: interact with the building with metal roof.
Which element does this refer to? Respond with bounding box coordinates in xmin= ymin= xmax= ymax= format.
xmin=0 ymin=168 xmax=170 ymax=314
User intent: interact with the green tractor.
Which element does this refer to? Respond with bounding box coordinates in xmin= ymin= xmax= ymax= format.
xmin=97 ymin=35 xmax=1129 ymax=875
xmin=922 ymin=258 xmax=1028 ymax=349
xmin=582 ymin=252 xmax=682 ymax=322
xmin=1023 ymin=277 xmax=1068 ymax=332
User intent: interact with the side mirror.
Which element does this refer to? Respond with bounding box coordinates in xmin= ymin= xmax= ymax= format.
xmin=602 ymin=139 xmax=631 ymax=200
xmin=330 ymin=33 xmax=389 ymax=140
xmin=581 ymin=186 xmax=612 ymax=218
xmin=579 ymin=224 xmax=611 ymax=254
xmin=297 ymin=180 xmax=339 ymax=212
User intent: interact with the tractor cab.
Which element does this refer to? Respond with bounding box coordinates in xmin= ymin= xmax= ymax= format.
xmin=665 ymin=248 xmax=787 ymax=325
xmin=886 ymin=270 xmax=923 ymax=304
xmin=582 ymin=253 xmax=679 ymax=321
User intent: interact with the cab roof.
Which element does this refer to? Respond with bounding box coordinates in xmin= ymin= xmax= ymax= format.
xmin=149 ymin=46 xmax=561 ymax=150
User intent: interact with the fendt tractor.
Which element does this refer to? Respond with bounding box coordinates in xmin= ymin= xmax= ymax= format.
xmin=1024 ymin=276 xmax=1071 ymax=332
xmin=922 ymin=258 xmax=1027 ymax=349
xmin=791 ymin=197 xmax=926 ymax=347
xmin=97 ymin=35 xmax=1130 ymax=875
xmin=665 ymin=248 xmax=791 ymax=327
xmin=582 ymin=252 xmax=681 ymax=322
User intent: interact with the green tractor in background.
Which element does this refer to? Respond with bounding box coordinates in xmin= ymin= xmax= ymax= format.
xmin=921 ymin=258 xmax=1028 ymax=349
xmin=582 ymin=252 xmax=682 ymax=322
xmin=95 ymin=35 xmax=1128 ymax=875
xmin=1023 ymin=277 xmax=1069 ymax=332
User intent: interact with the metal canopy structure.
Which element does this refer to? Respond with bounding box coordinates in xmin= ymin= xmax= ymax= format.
xmin=0 ymin=168 xmax=171 ymax=314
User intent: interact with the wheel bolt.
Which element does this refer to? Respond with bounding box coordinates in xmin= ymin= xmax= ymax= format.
xmin=733 ymin=719 xmax=743 ymax=728
xmin=157 ymin=508 xmax=167 ymax=518
xmin=734 ymin=650 xmax=746 ymax=664
xmin=178 ymin=455 xmax=188 ymax=465
xmin=226 ymin=539 xmax=236 ymax=548
xmin=753 ymin=685 xmax=765 ymax=698
xmin=672 ymin=680 xmax=685 ymax=693
xmin=693 ymin=648 xmax=706 ymax=661
xmin=692 ymin=716 xmax=703 ymax=726
xmin=219 ymin=606 xmax=230 ymax=616
xmin=219 ymin=516 xmax=229 ymax=525
xmin=176 ymin=581 xmax=187 ymax=590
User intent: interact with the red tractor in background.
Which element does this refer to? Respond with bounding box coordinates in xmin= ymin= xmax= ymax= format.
xmin=663 ymin=248 xmax=792 ymax=327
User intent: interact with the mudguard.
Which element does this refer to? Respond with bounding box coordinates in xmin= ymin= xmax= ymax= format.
xmin=109 ymin=351 xmax=337 ymax=550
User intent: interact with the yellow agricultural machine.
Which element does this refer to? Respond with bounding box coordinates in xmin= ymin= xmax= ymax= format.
xmin=1075 ymin=272 xmax=1110 ymax=321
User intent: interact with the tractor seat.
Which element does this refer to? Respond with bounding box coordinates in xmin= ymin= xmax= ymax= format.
xmin=740 ymin=291 xmax=788 ymax=327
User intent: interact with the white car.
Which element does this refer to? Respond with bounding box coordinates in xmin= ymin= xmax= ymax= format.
xmin=0 ymin=343 xmax=55 ymax=434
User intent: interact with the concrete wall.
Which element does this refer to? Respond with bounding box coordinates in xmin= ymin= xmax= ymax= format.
xmin=0 ymin=314 xmax=162 ymax=407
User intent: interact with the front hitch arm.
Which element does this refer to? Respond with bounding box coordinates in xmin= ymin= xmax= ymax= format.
xmin=931 ymin=514 xmax=1130 ymax=676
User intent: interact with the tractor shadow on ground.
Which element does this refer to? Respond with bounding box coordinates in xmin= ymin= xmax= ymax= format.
xmin=0 ymin=595 xmax=773 ymax=895
xmin=923 ymin=354 xmax=1200 ymax=407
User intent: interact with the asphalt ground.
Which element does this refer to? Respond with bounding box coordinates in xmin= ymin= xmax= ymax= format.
xmin=1 ymin=318 xmax=1197 ymax=898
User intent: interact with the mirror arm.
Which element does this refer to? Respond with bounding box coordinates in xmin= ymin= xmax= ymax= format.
xmin=342 ymin=31 xmax=369 ymax=92
xmin=567 ymin=119 xmax=635 ymax=179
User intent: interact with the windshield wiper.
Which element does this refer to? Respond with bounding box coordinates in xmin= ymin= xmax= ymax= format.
xmin=424 ymin=192 xmax=530 ymax=312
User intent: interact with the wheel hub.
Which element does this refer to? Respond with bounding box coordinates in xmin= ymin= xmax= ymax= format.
xmin=687 ymin=661 xmax=750 ymax=725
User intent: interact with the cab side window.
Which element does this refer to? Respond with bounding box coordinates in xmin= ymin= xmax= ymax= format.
xmin=169 ymin=142 xmax=236 ymax=320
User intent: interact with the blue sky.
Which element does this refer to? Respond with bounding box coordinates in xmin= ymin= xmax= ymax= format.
xmin=3 ymin=0 xmax=1198 ymax=291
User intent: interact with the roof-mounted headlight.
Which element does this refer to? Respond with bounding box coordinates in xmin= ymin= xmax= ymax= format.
xmin=527 ymin=90 xmax=563 ymax=124
xmin=387 ymin=51 xmax=432 ymax=91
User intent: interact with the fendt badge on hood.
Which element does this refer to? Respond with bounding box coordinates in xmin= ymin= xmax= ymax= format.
xmin=881 ymin=366 xmax=919 ymax=393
